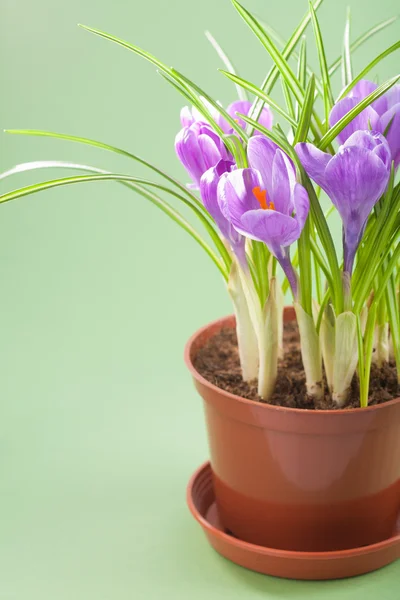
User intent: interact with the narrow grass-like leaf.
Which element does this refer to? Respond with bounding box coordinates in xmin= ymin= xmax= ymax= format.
xmin=158 ymin=70 xmax=243 ymax=161
xmin=318 ymin=75 xmax=400 ymax=149
xmin=296 ymin=36 xmax=308 ymax=120
xmin=222 ymin=72 xmax=298 ymax=128
xmin=385 ymin=262 xmax=400 ymax=380
xmin=371 ymin=245 xmax=400 ymax=306
xmin=78 ymin=24 xmax=246 ymax=143
xmin=360 ymin=304 xmax=378 ymax=407
xmin=232 ymin=0 xmax=305 ymax=105
xmin=309 ymin=1 xmax=334 ymax=125
xmin=342 ymin=8 xmax=353 ymax=87
xmin=256 ymin=19 xmax=324 ymax=98
xmin=298 ymin=217 xmax=313 ymax=315
xmin=237 ymin=114 xmax=343 ymax=313
xmin=205 ymin=30 xmax=248 ymax=101
xmin=5 ymin=129 xmax=208 ymax=214
xmin=337 ymin=40 xmax=400 ymax=101
xmin=170 ymin=68 xmax=248 ymax=141
xmin=294 ymin=74 xmax=315 ymax=145
xmin=0 ymin=160 xmax=232 ymax=273
xmin=0 ymin=171 xmax=230 ymax=279
xmin=281 ymin=78 xmax=296 ymax=134
xmin=328 ymin=15 xmax=398 ymax=77
xmin=246 ymin=0 xmax=324 ymax=134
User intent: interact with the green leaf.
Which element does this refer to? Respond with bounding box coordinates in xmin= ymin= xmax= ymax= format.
xmin=371 ymin=244 xmax=400 ymax=307
xmin=205 ymin=30 xmax=248 ymax=101
xmin=0 ymin=171 xmax=230 ymax=280
xmin=221 ymin=71 xmax=298 ymax=129
xmin=342 ymin=8 xmax=353 ymax=87
xmin=296 ymin=36 xmax=308 ymax=120
xmin=232 ymin=0 xmax=305 ymax=105
xmin=337 ymin=40 xmax=400 ymax=101
xmin=298 ymin=216 xmax=313 ymax=316
xmin=318 ymin=75 xmax=400 ymax=150
xmin=235 ymin=114 xmax=343 ymax=313
xmin=255 ymin=19 xmax=325 ymax=99
xmin=359 ymin=304 xmax=378 ymax=407
xmin=309 ymin=1 xmax=334 ymax=125
xmin=170 ymin=68 xmax=249 ymax=141
xmin=78 ymin=24 xmax=246 ymax=142
xmin=328 ymin=15 xmax=398 ymax=77
xmin=281 ymin=78 xmax=296 ymax=135
xmin=5 ymin=128 xmax=208 ymax=215
xmin=246 ymin=0 xmax=324 ymax=134
xmin=294 ymin=74 xmax=316 ymax=145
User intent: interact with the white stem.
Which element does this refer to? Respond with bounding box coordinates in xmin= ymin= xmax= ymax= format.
xmin=332 ymin=312 xmax=358 ymax=407
xmin=237 ymin=268 xmax=279 ymax=400
xmin=295 ymin=303 xmax=324 ymax=401
xmin=257 ymin=278 xmax=279 ymax=400
xmin=372 ymin=323 xmax=389 ymax=367
xmin=227 ymin=261 xmax=259 ymax=381
xmin=320 ymin=304 xmax=336 ymax=392
xmin=276 ymin=281 xmax=285 ymax=360
xmin=389 ymin=330 xmax=395 ymax=362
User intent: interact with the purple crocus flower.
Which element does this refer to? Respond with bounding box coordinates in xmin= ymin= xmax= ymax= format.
xmin=180 ymin=101 xmax=273 ymax=135
xmin=175 ymin=121 xmax=232 ymax=188
xmin=330 ymin=80 xmax=400 ymax=168
xmin=217 ymin=136 xmax=309 ymax=296
xmin=296 ymin=130 xmax=391 ymax=273
xmin=200 ymin=159 xmax=246 ymax=265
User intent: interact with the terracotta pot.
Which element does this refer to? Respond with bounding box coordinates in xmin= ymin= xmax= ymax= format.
xmin=185 ymin=307 xmax=400 ymax=552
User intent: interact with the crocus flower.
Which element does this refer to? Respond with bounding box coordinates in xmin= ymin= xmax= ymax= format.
xmin=217 ymin=136 xmax=309 ymax=296
xmin=296 ymin=130 xmax=391 ymax=273
xmin=175 ymin=121 xmax=232 ymax=188
xmin=330 ymin=80 xmax=400 ymax=168
xmin=180 ymin=101 xmax=273 ymax=135
xmin=200 ymin=159 xmax=246 ymax=266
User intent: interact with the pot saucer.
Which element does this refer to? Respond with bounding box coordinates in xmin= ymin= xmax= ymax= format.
xmin=187 ymin=462 xmax=400 ymax=580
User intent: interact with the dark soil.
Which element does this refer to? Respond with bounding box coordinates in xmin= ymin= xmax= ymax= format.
xmin=193 ymin=322 xmax=399 ymax=410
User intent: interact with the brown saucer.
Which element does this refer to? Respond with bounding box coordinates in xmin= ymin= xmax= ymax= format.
xmin=187 ymin=462 xmax=400 ymax=580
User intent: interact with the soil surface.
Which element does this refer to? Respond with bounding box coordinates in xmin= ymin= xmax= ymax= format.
xmin=193 ymin=322 xmax=399 ymax=410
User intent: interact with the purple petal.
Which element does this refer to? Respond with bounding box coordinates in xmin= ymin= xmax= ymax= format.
xmin=329 ymin=97 xmax=380 ymax=144
xmin=247 ymin=136 xmax=280 ymax=193
xmin=200 ymin=160 xmax=240 ymax=244
xmin=217 ymin=168 xmax=262 ymax=232
xmin=257 ymin=104 xmax=274 ymax=132
xmin=324 ymin=146 xmax=390 ymax=227
xmin=347 ymin=79 xmax=387 ymax=115
xmin=385 ymin=85 xmax=400 ymax=109
xmin=180 ymin=106 xmax=195 ymax=127
xmin=295 ymin=142 xmax=332 ymax=192
xmin=225 ymin=100 xmax=273 ymax=134
xmin=348 ymin=80 xmax=377 ymax=99
xmin=226 ymin=100 xmax=253 ymax=131
xmin=175 ymin=126 xmax=208 ymax=187
xmin=343 ymin=130 xmax=392 ymax=169
xmin=240 ymin=210 xmax=300 ymax=257
xmin=198 ymin=133 xmax=225 ymax=170
xmin=380 ymin=104 xmax=400 ymax=169
xmin=271 ymin=150 xmax=294 ymax=215
xmin=175 ymin=122 xmax=231 ymax=187
xmin=292 ymin=183 xmax=310 ymax=232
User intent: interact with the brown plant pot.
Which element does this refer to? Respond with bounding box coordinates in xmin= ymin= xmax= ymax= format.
xmin=185 ymin=307 xmax=400 ymax=554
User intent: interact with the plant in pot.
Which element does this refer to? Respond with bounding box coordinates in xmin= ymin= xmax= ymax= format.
xmin=1 ymin=0 xmax=399 ymax=582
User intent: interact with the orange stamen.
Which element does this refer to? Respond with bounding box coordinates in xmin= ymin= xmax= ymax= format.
xmin=252 ymin=186 xmax=275 ymax=210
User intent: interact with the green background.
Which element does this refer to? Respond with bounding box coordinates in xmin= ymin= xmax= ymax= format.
xmin=0 ymin=0 xmax=399 ymax=597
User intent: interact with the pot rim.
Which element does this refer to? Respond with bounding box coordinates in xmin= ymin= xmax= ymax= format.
xmin=184 ymin=312 xmax=400 ymax=417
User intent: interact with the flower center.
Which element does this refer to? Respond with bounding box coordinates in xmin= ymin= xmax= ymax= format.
xmin=252 ymin=186 xmax=275 ymax=210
